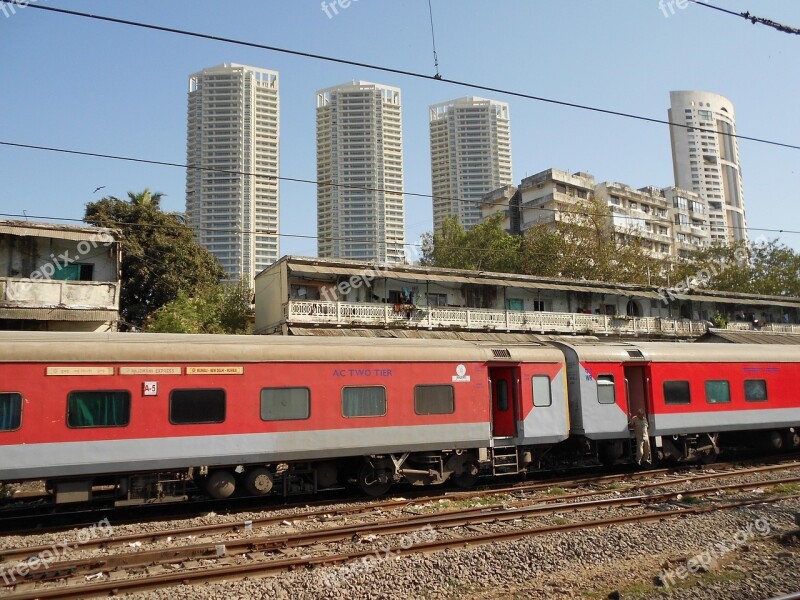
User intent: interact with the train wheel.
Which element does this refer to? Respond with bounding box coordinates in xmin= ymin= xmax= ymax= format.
xmin=357 ymin=465 xmax=391 ymax=497
xmin=244 ymin=468 xmax=273 ymax=496
xmin=452 ymin=461 xmax=479 ymax=489
xmin=205 ymin=470 xmax=236 ymax=499
xmin=784 ymin=429 xmax=800 ymax=451
xmin=767 ymin=431 xmax=784 ymax=452
xmin=698 ymin=447 xmax=719 ymax=465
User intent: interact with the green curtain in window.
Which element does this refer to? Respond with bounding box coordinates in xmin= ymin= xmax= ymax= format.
xmin=0 ymin=394 xmax=22 ymax=431
xmin=53 ymin=264 xmax=81 ymax=281
xmin=343 ymin=387 xmax=386 ymax=417
xmin=68 ymin=392 xmax=129 ymax=427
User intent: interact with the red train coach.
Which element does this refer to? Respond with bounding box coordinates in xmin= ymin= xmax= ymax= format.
xmin=555 ymin=340 xmax=800 ymax=464
xmin=0 ymin=332 xmax=568 ymax=503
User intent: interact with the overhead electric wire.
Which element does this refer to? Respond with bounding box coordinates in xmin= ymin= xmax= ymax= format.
xmin=2 ymin=138 xmax=785 ymax=240
xmin=6 ymin=1 xmax=799 ymax=151
xmin=427 ymin=0 xmax=441 ymax=79
xmin=688 ymin=0 xmax=800 ymax=36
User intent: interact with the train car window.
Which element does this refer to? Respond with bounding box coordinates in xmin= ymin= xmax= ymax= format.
xmin=497 ymin=379 xmax=509 ymax=411
xmin=342 ymin=387 xmax=386 ymax=418
xmin=414 ymin=385 xmax=455 ymax=415
xmin=705 ymin=380 xmax=731 ymax=404
xmin=169 ymin=389 xmax=226 ymax=424
xmin=0 ymin=393 xmax=22 ymax=431
xmin=744 ymin=380 xmax=768 ymax=402
xmin=597 ymin=375 xmax=616 ymax=404
xmin=532 ymin=376 xmax=552 ymax=407
xmin=663 ymin=381 xmax=691 ymax=405
xmin=67 ymin=391 xmax=130 ymax=428
xmin=261 ymin=388 xmax=310 ymax=421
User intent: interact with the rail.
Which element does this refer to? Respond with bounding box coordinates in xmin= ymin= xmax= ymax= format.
xmin=284 ymin=300 xmax=708 ymax=337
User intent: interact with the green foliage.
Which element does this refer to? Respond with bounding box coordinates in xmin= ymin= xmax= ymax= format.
xmin=672 ymin=239 xmax=800 ymax=297
xmin=421 ymin=215 xmax=521 ymax=273
xmin=84 ymin=188 xmax=225 ymax=328
xmin=145 ymin=280 xmax=253 ymax=334
xmin=424 ymin=200 xmax=661 ymax=286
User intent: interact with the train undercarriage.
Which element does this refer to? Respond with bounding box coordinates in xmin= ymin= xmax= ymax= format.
xmin=20 ymin=426 xmax=800 ymax=505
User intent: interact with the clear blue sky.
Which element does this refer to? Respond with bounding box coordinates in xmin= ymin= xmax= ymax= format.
xmin=1 ymin=0 xmax=798 ymax=257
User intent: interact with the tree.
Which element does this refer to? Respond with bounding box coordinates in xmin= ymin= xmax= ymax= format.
xmin=145 ymin=281 xmax=253 ymax=334
xmin=513 ymin=198 xmax=662 ymax=284
xmin=421 ymin=215 xmax=521 ymax=273
xmin=671 ymin=239 xmax=800 ymax=297
xmin=84 ymin=188 xmax=225 ymax=328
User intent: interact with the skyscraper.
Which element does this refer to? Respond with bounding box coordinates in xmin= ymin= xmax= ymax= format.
xmin=316 ymin=81 xmax=405 ymax=263
xmin=186 ymin=63 xmax=280 ymax=283
xmin=668 ymin=91 xmax=747 ymax=244
xmin=429 ymin=97 xmax=512 ymax=232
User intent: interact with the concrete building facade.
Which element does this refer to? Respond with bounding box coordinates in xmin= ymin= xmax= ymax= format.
xmin=0 ymin=221 xmax=121 ymax=331
xmin=186 ymin=63 xmax=280 ymax=283
xmin=483 ymin=168 xmax=711 ymax=259
xmin=316 ymin=81 xmax=405 ymax=263
xmin=429 ymin=97 xmax=512 ymax=232
xmin=668 ymin=91 xmax=747 ymax=244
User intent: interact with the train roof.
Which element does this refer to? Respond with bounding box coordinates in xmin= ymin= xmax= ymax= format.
xmin=554 ymin=339 xmax=800 ymax=363
xmin=0 ymin=331 xmax=565 ymax=364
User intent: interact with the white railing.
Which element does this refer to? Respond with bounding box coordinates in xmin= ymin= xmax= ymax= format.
xmin=726 ymin=322 xmax=800 ymax=334
xmin=284 ymin=300 xmax=708 ymax=337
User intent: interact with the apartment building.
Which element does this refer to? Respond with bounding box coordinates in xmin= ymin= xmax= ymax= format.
xmin=429 ymin=97 xmax=512 ymax=231
xmin=317 ymin=81 xmax=406 ymax=263
xmin=668 ymin=91 xmax=747 ymax=244
xmin=186 ymin=63 xmax=280 ymax=283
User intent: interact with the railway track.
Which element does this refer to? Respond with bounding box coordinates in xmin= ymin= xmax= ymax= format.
xmin=2 ymin=452 xmax=798 ymax=536
xmin=2 ymin=463 xmax=799 ymax=599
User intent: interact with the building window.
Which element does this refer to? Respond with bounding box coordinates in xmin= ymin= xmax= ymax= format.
xmin=663 ymin=381 xmax=691 ymax=405
xmin=0 ymin=393 xmax=22 ymax=431
xmin=53 ymin=263 xmax=94 ymax=281
xmin=342 ymin=386 xmax=387 ymax=417
xmin=169 ymin=389 xmax=226 ymax=424
xmin=427 ymin=293 xmax=447 ymax=307
xmin=705 ymin=380 xmax=730 ymax=404
xmin=673 ymin=197 xmax=688 ymax=210
xmin=597 ymin=375 xmax=616 ymax=404
xmin=532 ymin=376 xmax=552 ymax=407
xmin=506 ymin=298 xmax=524 ymax=311
xmin=414 ymin=385 xmax=455 ymax=415
xmin=532 ymin=300 xmax=546 ymax=312
xmin=261 ymin=388 xmax=310 ymax=421
xmin=67 ymin=391 xmax=130 ymax=428
xmin=744 ymin=380 xmax=768 ymax=402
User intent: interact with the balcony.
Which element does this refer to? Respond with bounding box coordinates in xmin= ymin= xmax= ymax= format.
xmin=725 ymin=322 xmax=800 ymax=334
xmin=282 ymin=300 xmax=707 ymax=338
xmin=0 ymin=277 xmax=119 ymax=311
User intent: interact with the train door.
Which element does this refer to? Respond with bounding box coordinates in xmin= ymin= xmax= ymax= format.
xmin=489 ymin=366 xmax=518 ymax=438
xmin=624 ymin=365 xmax=649 ymax=420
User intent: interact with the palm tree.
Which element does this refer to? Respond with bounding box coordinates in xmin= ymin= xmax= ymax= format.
xmin=127 ymin=188 xmax=165 ymax=208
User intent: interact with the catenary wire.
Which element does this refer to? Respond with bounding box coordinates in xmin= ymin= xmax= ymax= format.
xmin=688 ymin=1 xmax=800 ymax=36
xmin=5 ymin=1 xmax=799 ymax=151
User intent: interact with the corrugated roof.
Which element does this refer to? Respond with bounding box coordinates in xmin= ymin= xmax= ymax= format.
xmin=0 ymin=308 xmax=118 ymax=322
xmin=0 ymin=220 xmax=119 ymax=243
xmin=287 ymin=264 xmax=661 ymax=299
xmin=288 ymin=326 xmax=548 ymax=343
xmin=697 ymin=329 xmax=800 ymax=345
xmin=671 ymin=292 xmax=800 ymax=308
